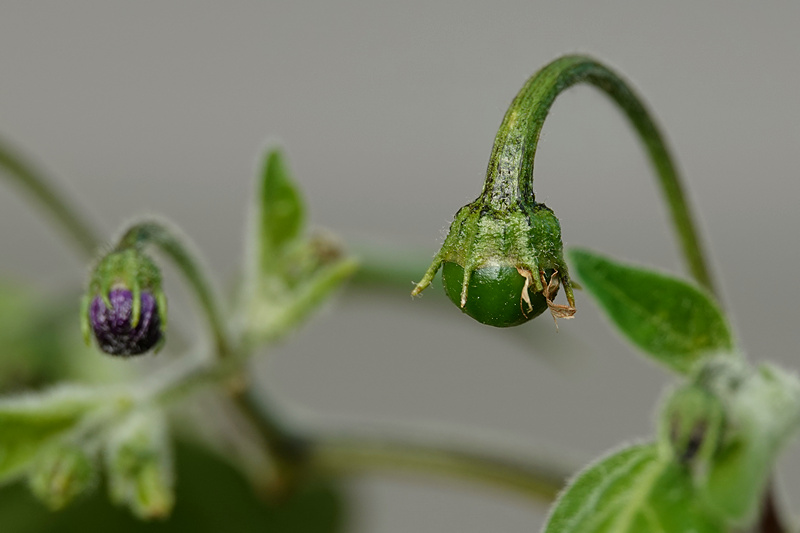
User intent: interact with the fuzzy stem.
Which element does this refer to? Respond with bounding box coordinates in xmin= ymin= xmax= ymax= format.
xmin=308 ymin=434 xmax=567 ymax=502
xmin=116 ymin=220 xmax=233 ymax=359
xmin=150 ymin=352 xmax=570 ymax=503
xmin=484 ymin=55 xmax=716 ymax=296
xmin=0 ymin=137 xmax=101 ymax=258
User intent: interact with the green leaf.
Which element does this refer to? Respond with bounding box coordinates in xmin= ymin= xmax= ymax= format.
xmin=543 ymin=443 xmax=725 ymax=533
xmin=257 ymin=148 xmax=306 ymax=271
xmin=568 ymin=248 xmax=734 ymax=374
xmin=0 ymin=440 xmax=347 ymax=533
xmin=241 ymin=149 xmax=356 ymax=344
xmin=0 ymin=386 xmax=102 ymax=483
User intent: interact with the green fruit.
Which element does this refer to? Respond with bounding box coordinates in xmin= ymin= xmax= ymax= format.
xmin=442 ymin=262 xmax=551 ymax=327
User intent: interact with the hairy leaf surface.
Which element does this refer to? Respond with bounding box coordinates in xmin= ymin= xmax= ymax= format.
xmin=543 ymin=443 xmax=725 ymax=533
xmin=568 ymin=248 xmax=734 ymax=373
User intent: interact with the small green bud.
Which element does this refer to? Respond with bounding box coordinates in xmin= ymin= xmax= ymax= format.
xmin=106 ymin=409 xmax=174 ymax=520
xmin=28 ymin=442 xmax=97 ymax=510
xmin=660 ymin=383 xmax=725 ymax=476
xmin=414 ymin=200 xmax=575 ymax=327
xmin=81 ymin=248 xmax=167 ymax=356
xmin=702 ymin=362 xmax=800 ymax=526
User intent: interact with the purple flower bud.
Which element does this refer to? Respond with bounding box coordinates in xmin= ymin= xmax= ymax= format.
xmin=90 ymin=288 xmax=162 ymax=356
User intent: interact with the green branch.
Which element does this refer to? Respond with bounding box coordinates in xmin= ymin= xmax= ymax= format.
xmin=485 ymin=55 xmax=717 ymax=296
xmin=149 ymin=354 xmax=570 ymax=503
xmin=0 ymin=137 xmax=101 ymax=258
xmin=308 ymin=433 xmax=568 ymax=502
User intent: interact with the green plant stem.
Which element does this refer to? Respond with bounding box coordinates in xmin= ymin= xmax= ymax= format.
xmin=351 ymin=244 xmax=442 ymax=291
xmin=104 ymin=213 xmax=570 ymax=505
xmin=149 ymin=352 xmax=570 ymax=503
xmin=248 ymin=257 xmax=359 ymax=347
xmin=113 ymin=219 xmax=316 ymax=487
xmin=485 ymin=55 xmax=716 ymax=297
xmin=116 ymin=220 xmax=233 ymax=358
xmin=308 ymin=434 xmax=566 ymax=502
xmin=0 ymin=137 xmax=101 ymax=258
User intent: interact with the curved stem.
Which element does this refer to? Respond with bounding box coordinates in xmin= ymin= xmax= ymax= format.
xmin=116 ymin=220 xmax=233 ymax=358
xmin=484 ymin=55 xmax=716 ymax=296
xmin=0 ymin=137 xmax=101 ymax=258
xmin=115 ymin=221 xmax=302 ymax=480
xmin=351 ymin=244 xmax=442 ymax=291
xmin=307 ymin=434 xmax=567 ymax=503
xmin=150 ymin=353 xmax=570 ymax=502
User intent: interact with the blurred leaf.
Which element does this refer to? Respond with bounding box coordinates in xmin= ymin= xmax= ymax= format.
xmin=568 ymin=248 xmax=734 ymax=374
xmin=0 ymin=284 xmax=69 ymax=390
xmin=257 ymin=148 xmax=306 ymax=272
xmin=0 ymin=283 xmax=128 ymax=392
xmin=0 ymin=386 xmax=102 ymax=483
xmin=0 ymin=440 xmax=347 ymax=533
xmin=241 ymin=149 xmax=356 ymax=343
xmin=543 ymin=443 xmax=725 ymax=533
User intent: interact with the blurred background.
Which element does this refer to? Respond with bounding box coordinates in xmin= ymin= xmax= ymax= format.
xmin=1 ymin=2 xmax=799 ymax=531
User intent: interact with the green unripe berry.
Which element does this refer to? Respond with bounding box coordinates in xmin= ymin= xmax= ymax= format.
xmin=442 ymin=262 xmax=553 ymax=327
xmin=411 ymin=59 xmax=582 ymax=326
xmin=413 ymin=200 xmax=574 ymax=326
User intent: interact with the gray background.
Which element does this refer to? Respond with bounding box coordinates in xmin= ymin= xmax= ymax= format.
xmin=1 ymin=2 xmax=799 ymax=531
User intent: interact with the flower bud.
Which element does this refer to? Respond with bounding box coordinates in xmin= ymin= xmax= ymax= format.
xmin=28 ymin=442 xmax=97 ymax=510
xmin=81 ymin=248 xmax=167 ymax=356
xmin=413 ymin=200 xmax=575 ymax=327
xmin=106 ymin=409 xmax=174 ymax=520
xmin=660 ymin=383 xmax=725 ymax=472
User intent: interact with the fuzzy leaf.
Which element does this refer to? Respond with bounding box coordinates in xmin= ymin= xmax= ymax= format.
xmin=257 ymin=148 xmax=306 ymax=270
xmin=568 ymin=248 xmax=734 ymax=373
xmin=543 ymin=443 xmax=725 ymax=533
xmin=243 ymin=149 xmax=356 ymax=343
xmin=0 ymin=386 xmax=101 ymax=483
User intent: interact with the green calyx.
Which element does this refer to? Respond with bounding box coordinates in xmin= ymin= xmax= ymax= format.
xmin=413 ymin=199 xmax=574 ymax=327
xmin=80 ymin=247 xmax=167 ymax=346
